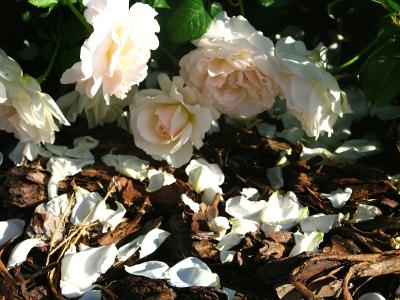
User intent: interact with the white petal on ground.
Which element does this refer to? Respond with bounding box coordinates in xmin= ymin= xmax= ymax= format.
xmin=7 ymin=238 xmax=42 ymax=269
xmin=70 ymin=187 xmax=103 ymax=225
xmin=260 ymin=191 xmax=309 ymax=232
xmin=117 ymin=228 xmax=170 ymax=262
xmin=230 ymin=218 xmax=260 ymax=235
xmin=166 ymin=257 xmax=220 ymax=288
xmin=70 ymin=187 xmax=126 ymax=232
xmin=181 ymin=194 xmax=200 ymax=213
xmin=289 ymin=231 xmax=324 ymax=257
xmin=47 ymin=157 xmax=94 ymax=200
xmin=225 ymin=196 xmax=267 ymax=220
xmin=352 ymin=204 xmax=382 ymax=222
xmin=124 ymin=261 xmax=169 ymax=279
xmin=79 ymin=290 xmax=102 ymax=300
xmin=93 ymin=200 xmax=126 ymax=232
xmin=202 ymin=186 xmax=223 ymax=206
xmin=334 ymin=139 xmax=382 ymax=161
xmin=223 ymin=287 xmax=237 ymax=300
xmin=0 ymin=218 xmax=25 ymax=246
xmin=102 ymin=153 xmax=149 ymax=181
xmin=117 ymin=234 xmax=144 ymax=262
xmin=138 ymin=228 xmax=171 ymax=259
xmin=358 ymin=292 xmax=386 ymax=300
xmin=27 ymin=194 xmax=71 ymax=243
xmin=146 ymin=169 xmax=176 ymax=192
xmin=266 ymin=167 xmax=284 ymax=189
xmin=240 ymin=188 xmax=260 ymax=201
xmin=220 ymin=250 xmax=236 ymax=264
xmin=300 ymin=213 xmax=344 ymax=233
xmin=44 ymin=136 xmax=98 ymax=160
xmin=320 ymin=187 xmax=352 ymax=208
xmin=60 ymin=244 xmax=117 ymax=298
xmin=215 ymin=233 xmax=243 ymax=251
xmin=208 ymin=216 xmax=230 ymax=238
xmin=185 ymin=158 xmax=224 ymax=193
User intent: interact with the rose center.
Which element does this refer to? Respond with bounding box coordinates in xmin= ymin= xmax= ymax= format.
xmin=154 ymin=104 xmax=189 ymax=140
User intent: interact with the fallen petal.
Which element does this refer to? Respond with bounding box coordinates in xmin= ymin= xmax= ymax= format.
xmin=102 ymin=153 xmax=149 ymax=181
xmin=289 ymin=231 xmax=324 ymax=257
xmin=146 ymin=169 xmax=176 ymax=192
xmin=352 ymin=204 xmax=382 ymax=222
xmin=124 ymin=261 xmax=169 ymax=279
xmin=0 ymin=218 xmax=25 ymax=246
xmin=300 ymin=213 xmax=344 ymax=233
xmin=60 ymin=244 xmax=117 ymax=298
xmin=166 ymin=257 xmax=220 ymax=288
xmin=7 ymin=238 xmax=42 ymax=269
xmin=215 ymin=233 xmax=243 ymax=251
xmin=225 ymin=196 xmax=267 ymax=220
xmin=320 ymin=187 xmax=352 ymax=208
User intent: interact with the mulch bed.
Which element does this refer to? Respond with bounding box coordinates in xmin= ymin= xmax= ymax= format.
xmin=0 ymin=119 xmax=399 ymax=300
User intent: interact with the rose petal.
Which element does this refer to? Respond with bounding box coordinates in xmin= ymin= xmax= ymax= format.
xmin=124 ymin=261 xmax=169 ymax=279
xmin=166 ymin=257 xmax=220 ymax=288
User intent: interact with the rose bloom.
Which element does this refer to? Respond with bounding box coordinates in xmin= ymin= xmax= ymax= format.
xmin=179 ymin=11 xmax=280 ymax=117
xmin=0 ymin=48 xmax=69 ymax=144
xmin=130 ymin=74 xmax=216 ymax=168
xmin=61 ymin=0 xmax=159 ymax=101
xmin=57 ymin=89 xmax=133 ymax=129
xmin=275 ymin=37 xmax=351 ymax=138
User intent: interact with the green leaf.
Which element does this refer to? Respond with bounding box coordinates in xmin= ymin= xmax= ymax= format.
xmin=258 ymin=0 xmax=288 ymax=8
xmin=166 ymin=0 xmax=212 ymax=44
xmin=372 ymin=0 xmax=400 ymax=12
xmin=142 ymin=0 xmax=170 ymax=9
xmin=360 ymin=41 xmax=400 ymax=105
xmin=28 ymin=0 xmax=59 ymax=8
xmin=209 ymin=2 xmax=223 ymax=17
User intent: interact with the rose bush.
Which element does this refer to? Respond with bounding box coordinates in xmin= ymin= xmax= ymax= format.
xmin=130 ymin=74 xmax=216 ymax=168
xmin=61 ymin=0 xmax=159 ymax=101
xmin=179 ymin=11 xmax=280 ymax=117
xmin=0 ymin=49 xmax=68 ymax=144
xmin=275 ymin=37 xmax=350 ymax=138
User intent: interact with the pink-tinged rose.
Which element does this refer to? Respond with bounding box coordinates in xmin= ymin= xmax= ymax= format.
xmin=179 ymin=11 xmax=280 ymax=117
xmin=61 ymin=1 xmax=159 ymax=101
xmin=130 ymin=74 xmax=217 ymax=168
xmin=275 ymin=37 xmax=351 ymax=138
xmin=0 ymin=48 xmax=69 ymax=144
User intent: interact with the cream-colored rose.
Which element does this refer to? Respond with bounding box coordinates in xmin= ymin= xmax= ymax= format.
xmin=179 ymin=12 xmax=280 ymax=117
xmin=0 ymin=48 xmax=69 ymax=144
xmin=57 ymin=89 xmax=133 ymax=129
xmin=275 ymin=37 xmax=350 ymax=137
xmin=61 ymin=1 xmax=159 ymax=101
xmin=130 ymin=74 xmax=216 ymax=168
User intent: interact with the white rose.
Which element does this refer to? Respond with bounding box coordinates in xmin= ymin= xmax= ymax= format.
xmin=61 ymin=1 xmax=159 ymax=101
xmin=179 ymin=11 xmax=280 ymax=117
xmin=130 ymin=74 xmax=216 ymax=168
xmin=275 ymin=37 xmax=351 ymax=137
xmin=0 ymin=48 xmax=69 ymax=144
xmin=57 ymin=89 xmax=133 ymax=129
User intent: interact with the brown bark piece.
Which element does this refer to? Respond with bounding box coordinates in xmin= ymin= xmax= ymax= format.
xmin=264 ymin=231 xmax=294 ymax=244
xmin=110 ymin=275 xmax=176 ymax=300
xmin=3 ymin=167 xmax=47 ymax=208
xmin=96 ymin=214 xmax=142 ymax=246
xmin=193 ymin=240 xmax=218 ymax=260
xmin=115 ymin=176 xmax=144 ymax=207
xmin=258 ymin=240 xmax=286 ymax=260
